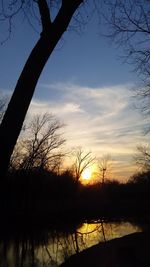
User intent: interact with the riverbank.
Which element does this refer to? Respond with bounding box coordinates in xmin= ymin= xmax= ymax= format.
xmin=60 ymin=231 xmax=150 ymax=267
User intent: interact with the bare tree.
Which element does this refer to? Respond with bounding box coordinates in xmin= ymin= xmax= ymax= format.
xmin=102 ymin=0 xmax=150 ymax=76
xmin=0 ymin=0 xmax=85 ymax=177
xmin=72 ymin=148 xmax=95 ymax=182
xmin=10 ymin=113 xmax=66 ymax=171
xmin=98 ymin=154 xmax=112 ymax=184
xmin=134 ymin=144 xmax=150 ymax=171
xmin=102 ymin=0 xmax=150 ymax=115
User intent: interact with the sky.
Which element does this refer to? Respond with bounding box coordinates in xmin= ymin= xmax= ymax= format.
xmin=0 ymin=2 xmax=149 ymax=181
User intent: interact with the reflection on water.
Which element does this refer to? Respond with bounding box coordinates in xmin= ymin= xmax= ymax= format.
xmin=0 ymin=221 xmax=141 ymax=267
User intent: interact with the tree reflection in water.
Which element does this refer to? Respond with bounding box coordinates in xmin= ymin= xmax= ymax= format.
xmin=0 ymin=221 xmax=140 ymax=267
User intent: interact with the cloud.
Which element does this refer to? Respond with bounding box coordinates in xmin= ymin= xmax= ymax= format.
xmin=1 ymin=82 xmax=149 ymax=180
xmin=30 ymin=82 xmax=149 ymax=179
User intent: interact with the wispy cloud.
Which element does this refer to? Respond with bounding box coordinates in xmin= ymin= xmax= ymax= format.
xmin=30 ymin=82 xmax=150 ymax=179
xmin=1 ymin=82 xmax=149 ymax=180
xmin=30 ymin=82 xmax=149 ymax=179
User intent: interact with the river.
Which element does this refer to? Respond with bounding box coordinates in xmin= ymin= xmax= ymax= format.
xmin=0 ymin=220 xmax=142 ymax=267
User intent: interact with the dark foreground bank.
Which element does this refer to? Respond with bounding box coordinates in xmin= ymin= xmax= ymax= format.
xmin=60 ymin=231 xmax=150 ymax=267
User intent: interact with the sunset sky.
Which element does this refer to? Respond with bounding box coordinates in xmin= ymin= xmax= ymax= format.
xmin=0 ymin=4 xmax=149 ymax=181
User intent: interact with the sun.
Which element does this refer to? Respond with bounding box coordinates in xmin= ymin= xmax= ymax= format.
xmin=81 ymin=168 xmax=92 ymax=181
xmin=80 ymin=165 xmax=98 ymax=185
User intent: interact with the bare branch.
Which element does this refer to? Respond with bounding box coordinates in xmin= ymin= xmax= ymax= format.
xmin=11 ymin=113 xmax=66 ymax=171
xmin=72 ymin=148 xmax=95 ymax=182
xmin=134 ymin=144 xmax=150 ymax=171
xmin=102 ymin=0 xmax=150 ymax=118
xmin=98 ymin=154 xmax=112 ymax=184
xmin=102 ymin=0 xmax=150 ymax=73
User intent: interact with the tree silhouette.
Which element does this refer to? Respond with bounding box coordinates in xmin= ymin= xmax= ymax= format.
xmin=72 ymin=148 xmax=95 ymax=182
xmin=0 ymin=0 xmax=83 ymax=177
xmin=103 ymin=0 xmax=150 ymax=116
xmin=134 ymin=144 xmax=150 ymax=172
xmin=98 ymin=154 xmax=112 ymax=184
xmin=10 ymin=113 xmax=65 ymax=171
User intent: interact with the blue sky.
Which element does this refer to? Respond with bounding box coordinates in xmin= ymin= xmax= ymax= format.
xmin=0 ymin=4 xmax=149 ymax=180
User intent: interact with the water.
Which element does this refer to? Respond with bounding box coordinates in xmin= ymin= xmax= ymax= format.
xmin=0 ymin=221 xmax=141 ymax=267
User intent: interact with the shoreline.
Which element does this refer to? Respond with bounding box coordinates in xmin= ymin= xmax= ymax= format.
xmin=60 ymin=231 xmax=150 ymax=267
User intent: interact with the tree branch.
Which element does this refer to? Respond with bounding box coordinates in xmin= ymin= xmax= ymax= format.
xmin=37 ymin=0 xmax=52 ymax=33
xmin=53 ymin=0 xmax=83 ymax=34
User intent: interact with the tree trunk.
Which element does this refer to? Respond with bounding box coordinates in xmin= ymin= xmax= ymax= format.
xmin=0 ymin=0 xmax=83 ymax=178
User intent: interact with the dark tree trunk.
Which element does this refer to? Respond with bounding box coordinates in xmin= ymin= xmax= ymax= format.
xmin=0 ymin=0 xmax=83 ymax=178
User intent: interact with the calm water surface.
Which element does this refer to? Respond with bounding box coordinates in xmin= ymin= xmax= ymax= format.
xmin=0 ymin=221 xmax=141 ymax=267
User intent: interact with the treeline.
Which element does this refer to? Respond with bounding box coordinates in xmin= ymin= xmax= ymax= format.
xmin=1 ymin=167 xmax=150 ymax=228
